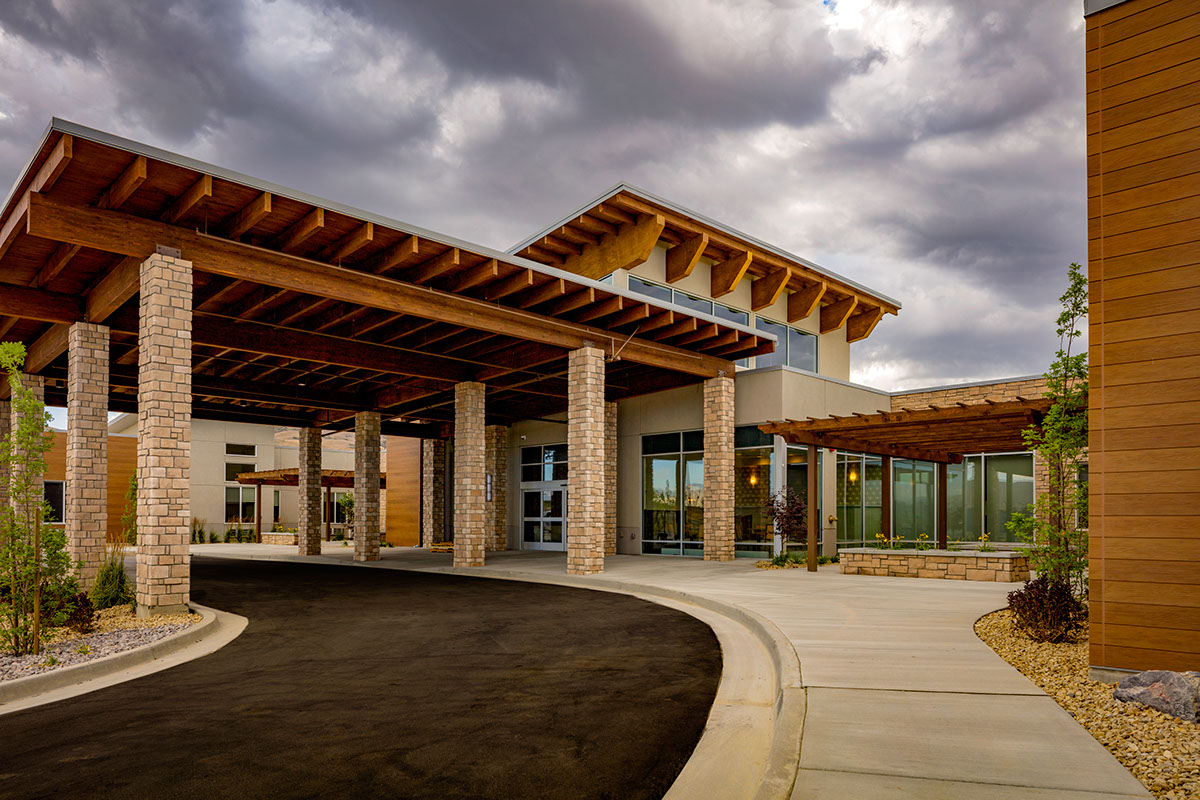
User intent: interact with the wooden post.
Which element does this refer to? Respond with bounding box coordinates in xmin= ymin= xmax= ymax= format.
xmin=807 ymin=444 xmax=818 ymax=572
xmin=880 ymin=456 xmax=892 ymax=543
xmin=937 ymin=462 xmax=949 ymax=549
xmin=324 ymin=485 xmax=332 ymax=541
xmin=254 ymin=483 xmax=262 ymax=543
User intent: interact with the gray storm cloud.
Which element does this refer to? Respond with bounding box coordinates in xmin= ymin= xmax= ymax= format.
xmin=0 ymin=0 xmax=1087 ymax=391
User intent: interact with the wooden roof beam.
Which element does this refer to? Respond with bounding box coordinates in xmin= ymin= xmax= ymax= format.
xmin=516 ymin=278 xmax=567 ymax=308
xmin=271 ymin=207 xmax=324 ymax=252
xmin=820 ymin=295 xmax=858 ymax=333
xmin=665 ymin=233 xmax=708 ymax=283
xmin=0 ymin=134 xmax=73 ymax=261
xmin=320 ymin=221 xmax=373 ymax=263
xmin=711 ymin=251 xmax=752 ymax=298
xmin=0 ymin=284 xmax=84 ymax=324
xmin=751 ymin=268 xmax=789 ymax=311
xmin=545 ymin=287 xmax=594 ymax=315
xmin=370 ymin=234 xmax=420 ymax=275
xmin=483 ymin=268 xmax=535 ymax=301
xmin=846 ymin=306 xmax=885 ymax=343
xmin=29 ymin=194 xmax=733 ymax=378
xmin=559 ymin=213 xmax=665 ymax=280
xmin=574 ymin=294 xmax=622 ymax=323
xmin=407 ymin=248 xmax=460 ymax=284
xmin=788 ymin=280 xmax=825 ymax=323
xmin=222 ymin=192 xmax=272 ymax=239
xmin=446 ymin=259 xmax=499 ymax=293
xmin=606 ymin=302 xmax=651 ymax=328
xmin=162 ymin=174 xmax=213 ymax=225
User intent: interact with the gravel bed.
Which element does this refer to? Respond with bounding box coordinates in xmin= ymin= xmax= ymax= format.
xmin=976 ymin=609 xmax=1200 ymax=800
xmin=1 ymin=606 xmax=199 ymax=682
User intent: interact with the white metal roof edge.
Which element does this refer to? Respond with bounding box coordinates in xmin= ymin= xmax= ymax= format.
xmin=2 ymin=119 xmax=768 ymax=345
xmin=508 ymin=181 xmax=903 ymax=310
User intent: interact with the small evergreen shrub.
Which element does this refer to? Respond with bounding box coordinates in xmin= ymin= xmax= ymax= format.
xmin=90 ymin=557 xmax=134 ymax=610
xmin=1007 ymin=575 xmax=1086 ymax=643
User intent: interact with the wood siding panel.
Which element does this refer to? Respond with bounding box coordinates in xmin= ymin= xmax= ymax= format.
xmin=384 ymin=436 xmax=420 ymax=547
xmin=1090 ymin=0 xmax=1200 ymax=678
xmin=45 ymin=432 xmax=137 ymax=544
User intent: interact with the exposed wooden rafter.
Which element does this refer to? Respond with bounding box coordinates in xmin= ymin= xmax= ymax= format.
xmin=552 ymin=213 xmax=665 ymax=280
xmin=819 ymin=295 xmax=858 ymax=333
xmin=711 ymin=251 xmax=752 ymax=298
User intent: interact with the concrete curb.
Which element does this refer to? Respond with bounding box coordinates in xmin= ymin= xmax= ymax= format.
xmin=220 ymin=552 xmax=804 ymax=800
xmin=0 ymin=602 xmax=247 ymax=716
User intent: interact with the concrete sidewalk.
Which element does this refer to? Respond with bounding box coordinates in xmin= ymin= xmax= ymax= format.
xmin=196 ymin=544 xmax=1151 ymax=799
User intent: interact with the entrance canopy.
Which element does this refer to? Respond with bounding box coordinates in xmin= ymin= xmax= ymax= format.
xmin=0 ymin=119 xmax=773 ymax=434
xmin=759 ymin=397 xmax=1054 ymax=463
xmin=236 ymin=468 xmax=385 ymax=489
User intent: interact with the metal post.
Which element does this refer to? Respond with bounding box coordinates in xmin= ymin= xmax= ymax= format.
xmin=807 ymin=444 xmax=818 ymax=572
xmin=254 ymin=483 xmax=262 ymax=543
xmin=937 ymin=462 xmax=949 ymax=549
xmin=881 ymin=455 xmax=892 ymax=543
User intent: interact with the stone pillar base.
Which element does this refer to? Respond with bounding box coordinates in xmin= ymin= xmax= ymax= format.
xmin=137 ymin=603 xmax=190 ymax=619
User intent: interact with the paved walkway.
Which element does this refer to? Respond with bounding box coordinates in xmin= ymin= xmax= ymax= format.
xmin=0 ymin=557 xmax=720 ymax=800
xmin=198 ymin=544 xmax=1151 ymax=799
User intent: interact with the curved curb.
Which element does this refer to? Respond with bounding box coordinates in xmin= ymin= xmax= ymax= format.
xmin=0 ymin=603 xmax=247 ymax=716
xmin=424 ymin=566 xmax=805 ymax=800
xmin=234 ymin=551 xmax=804 ymax=800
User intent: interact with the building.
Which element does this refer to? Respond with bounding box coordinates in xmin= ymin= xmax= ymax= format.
xmin=1085 ymin=0 xmax=1200 ymax=675
xmin=0 ymin=118 xmax=1051 ymax=620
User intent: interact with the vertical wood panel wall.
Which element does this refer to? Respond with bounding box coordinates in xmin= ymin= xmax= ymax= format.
xmin=1087 ymin=0 xmax=1200 ymax=672
xmin=46 ymin=431 xmax=138 ymax=544
xmin=385 ymin=436 xmax=421 ymax=546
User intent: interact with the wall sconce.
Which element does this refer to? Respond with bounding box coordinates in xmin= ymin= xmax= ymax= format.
xmin=749 ymin=474 xmax=758 ymax=487
xmin=849 ymin=469 xmax=859 ymax=483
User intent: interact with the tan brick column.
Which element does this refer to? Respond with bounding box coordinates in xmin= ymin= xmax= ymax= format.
xmin=66 ymin=322 xmax=110 ymax=591
xmin=453 ymin=382 xmax=486 ymax=567
xmin=703 ymin=372 xmax=735 ymax=561
xmin=136 ymin=252 xmax=192 ymax=617
xmin=485 ymin=424 xmax=508 ymax=551
xmin=421 ymin=438 xmax=446 ymax=546
xmin=354 ymin=411 xmax=381 ymax=562
xmin=604 ymin=401 xmax=618 ymax=556
xmin=298 ymin=426 xmax=322 ymax=556
xmin=568 ymin=346 xmax=605 ymax=575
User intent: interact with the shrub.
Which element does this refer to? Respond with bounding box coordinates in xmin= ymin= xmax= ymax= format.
xmin=90 ymin=556 xmax=134 ymax=610
xmin=62 ymin=592 xmax=94 ymax=635
xmin=208 ymin=531 xmax=220 ymax=544
xmin=1007 ymin=575 xmax=1086 ymax=643
xmin=190 ymin=517 xmax=208 ymax=544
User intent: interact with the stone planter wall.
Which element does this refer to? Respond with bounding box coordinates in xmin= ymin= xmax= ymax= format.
xmin=840 ymin=548 xmax=1030 ymax=582
xmin=261 ymin=533 xmax=298 ymax=546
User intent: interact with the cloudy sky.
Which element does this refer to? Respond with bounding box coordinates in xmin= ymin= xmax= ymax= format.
xmin=0 ymin=0 xmax=1087 ymax=395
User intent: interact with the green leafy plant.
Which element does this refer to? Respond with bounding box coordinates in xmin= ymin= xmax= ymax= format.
xmin=915 ymin=533 xmax=933 ymax=551
xmin=1006 ymin=263 xmax=1089 ymax=598
xmin=76 ymin=643 xmax=91 ymax=655
xmin=0 ymin=343 xmax=77 ymax=656
xmin=41 ymin=654 xmax=58 ymax=667
xmin=767 ymin=550 xmax=805 ymax=568
xmin=337 ymin=494 xmax=355 ymax=529
xmin=190 ymin=517 xmax=208 ymax=544
xmin=208 ymin=531 xmax=220 ymax=544
xmin=1007 ymin=575 xmax=1086 ymax=643
xmin=977 ymin=531 xmax=995 ymax=552
xmin=90 ymin=552 xmax=134 ymax=610
xmin=120 ymin=472 xmax=137 ymax=545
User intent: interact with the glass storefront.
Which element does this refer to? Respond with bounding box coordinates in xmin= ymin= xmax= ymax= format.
xmin=641 ymin=431 xmax=704 ymax=556
xmin=836 ymin=453 xmax=882 ymax=547
xmin=520 ymin=443 xmax=568 ymax=551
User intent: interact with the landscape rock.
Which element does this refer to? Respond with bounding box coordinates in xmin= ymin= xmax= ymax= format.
xmin=1114 ymin=671 xmax=1200 ymax=724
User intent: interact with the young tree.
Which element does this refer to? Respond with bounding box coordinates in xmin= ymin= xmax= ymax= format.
xmin=765 ymin=487 xmax=807 ymax=548
xmin=1007 ymin=263 xmax=1089 ymax=598
xmin=0 ymin=343 xmax=76 ymax=655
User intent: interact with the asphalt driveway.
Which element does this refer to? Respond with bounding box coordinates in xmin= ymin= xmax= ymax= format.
xmin=0 ymin=557 xmax=721 ymax=799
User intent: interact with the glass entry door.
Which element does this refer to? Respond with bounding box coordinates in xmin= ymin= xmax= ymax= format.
xmin=523 ymin=484 xmax=567 ymax=551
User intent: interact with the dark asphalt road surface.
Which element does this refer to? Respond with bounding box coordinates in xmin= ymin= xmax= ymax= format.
xmin=0 ymin=557 xmax=721 ymax=799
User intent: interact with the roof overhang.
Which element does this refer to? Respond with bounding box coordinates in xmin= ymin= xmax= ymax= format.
xmin=236 ymin=468 xmax=381 ymax=488
xmin=759 ymin=397 xmax=1057 ymax=463
xmin=0 ymin=119 xmax=776 ymax=429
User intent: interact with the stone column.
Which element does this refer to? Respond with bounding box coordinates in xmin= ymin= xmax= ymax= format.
xmin=66 ymin=322 xmax=110 ymax=591
xmin=604 ymin=401 xmax=618 ymax=556
xmin=453 ymin=382 xmax=486 ymax=567
xmin=136 ymin=252 xmax=192 ymax=617
xmin=485 ymin=424 xmax=508 ymax=551
xmin=567 ymin=346 xmax=605 ymax=575
xmin=353 ymin=411 xmax=381 ymax=562
xmin=298 ymin=426 xmax=322 ymax=556
xmin=703 ymin=372 xmax=735 ymax=561
xmin=421 ymin=438 xmax=446 ymax=546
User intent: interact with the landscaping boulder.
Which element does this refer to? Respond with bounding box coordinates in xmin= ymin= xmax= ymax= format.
xmin=1112 ymin=670 xmax=1200 ymax=723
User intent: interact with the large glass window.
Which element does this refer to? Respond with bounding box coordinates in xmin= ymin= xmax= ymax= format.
xmin=985 ymin=454 xmax=1034 ymax=543
xmin=782 ymin=446 xmax=823 ymax=552
xmin=836 ymin=453 xmax=882 ymax=547
xmin=755 ymin=317 xmax=818 ymax=372
xmin=44 ymin=481 xmax=65 ymax=524
xmin=520 ymin=444 xmax=567 ymax=482
xmin=641 ymin=431 xmax=704 ymax=555
xmin=892 ymin=459 xmax=936 ymax=542
xmin=947 ymin=456 xmax=982 ymax=543
xmin=225 ymin=486 xmax=256 ymax=526
xmin=628 ymin=275 xmax=673 ymax=304
xmin=225 ymin=443 xmax=256 ymax=457
xmin=734 ymin=445 xmax=773 ymax=558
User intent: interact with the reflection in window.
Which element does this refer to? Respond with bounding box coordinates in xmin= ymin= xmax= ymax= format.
xmin=641 ymin=430 xmax=704 ymax=555
xmin=734 ymin=447 xmax=773 ymax=557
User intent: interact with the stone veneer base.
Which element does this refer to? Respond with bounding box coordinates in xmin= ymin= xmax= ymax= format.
xmin=261 ymin=533 xmax=299 ymax=546
xmin=840 ymin=548 xmax=1030 ymax=582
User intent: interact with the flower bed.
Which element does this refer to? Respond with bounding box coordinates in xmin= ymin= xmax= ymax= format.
xmin=260 ymin=532 xmax=298 ymax=546
xmin=840 ymin=547 xmax=1030 ymax=582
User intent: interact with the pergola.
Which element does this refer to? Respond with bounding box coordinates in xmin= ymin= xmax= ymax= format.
xmin=236 ymin=468 xmax=386 ymax=543
xmin=759 ymin=397 xmax=1052 ymax=570
xmin=0 ymin=119 xmax=774 ymax=613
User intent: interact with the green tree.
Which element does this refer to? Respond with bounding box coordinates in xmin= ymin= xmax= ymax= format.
xmin=0 ymin=343 xmax=77 ymax=655
xmin=1007 ymin=263 xmax=1089 ymax=598
xmin=121 ymin=472 xmax=137 ymax=545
